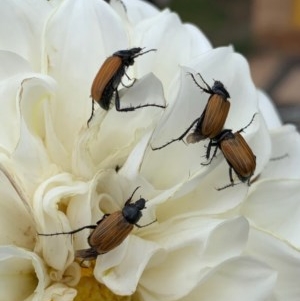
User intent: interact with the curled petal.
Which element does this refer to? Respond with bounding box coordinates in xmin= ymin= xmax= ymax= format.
xmin=74 ymin=73 xmax=165 ymax=177
xmin=0 ymin=50 xmax=32 ymax=80
xmin=34 ymin=173 xmax=89 ymax=270
xmin=43 ymin=283 xmax=77 ymax=301
xmin=242 ymin=179 xmax=300 ymax=248
xmin=0 ymin=170 xmax=35 ymax=249
xmin=121 ymin=0 xmax=160 ymax=23
xmin=132 ymin=10 xmax=211 ymax=90
xmin=143 ymin=46 xmax=260 ymax=190
xmin=180 ymin=256 xmax=276 ymax=301
xmin=246 ymin=229 xmax=300 ymax=300
xmin=258 ymin=90 xmax=282 ymax=129
xmin=138 ymin=216 xmax=249 ymax=300
xmin=0 ymin=246 xmax=49 ymax=301
xmin=43 ymin=0 xmax=128 ymax=147
xmin=258 ymin=125 xmax=300 ymax=180
xmin=0 ymin=0 xmax=52 ymax=70
xmin=94 ymin=235 xmax=160 ymax=295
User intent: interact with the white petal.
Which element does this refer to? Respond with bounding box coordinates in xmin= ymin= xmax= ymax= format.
xmin=94 ymin=235 xmax=160 ymax=295
xmin=132 ymin=10 xmax=210 ymax=90
xmin=183 ymin=23 xmax=212 ymax=55
xmin=258 ymin=89 xmax=282 ymax=129
xmin=0 ymin=0 xmax=51 ymax=70
xmin=156 ymin=164 xmax=249 ymax=217
xmin=0 ymin=50 xmax=32 ymax=80
xmin=0 ymin=74 xmax=24 ymax=153
xmin=121 ymin=0 xmax=160 ymax=23
xmin=44 ymin=0 xmax=128 ymax=149
xmin=143 ymin=46 xmax=260 ymax=190
xmin=245 ymin=113 xmax=271 ymax=180
xmin=74 ymin=74 xmax=165 ymax=176
xmin=34 ymin=173 xmax=89 ymax=270
xmin=246 ymin=229 xmax=300 ymax=300
xmin=11 ymin=76 xmax=60 ymax=196
xmin=242 ymin=179 xmax=300 ymax=248
xmin=180 ymin=256 xmax=276 ymax=301
xmin=43 ymin=283 xmax=77 ymax=301
xmin=120 ymin=131 xmax=153 ymax=179
xmin=138 ymin=216 xmax=249 ymax=301
xmin=0 ymin=171 xmax=35 ymax=249
xmin=0 ymin=246 xmax=49 ymax=301
xmin=258 ymin=125 xmax=300 ymax=180
xmin=0 ymin=69 xmax=57 ymax=155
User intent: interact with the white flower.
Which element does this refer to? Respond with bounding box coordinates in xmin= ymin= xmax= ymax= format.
xmin=0 ymin=0 xmax=300 ymax=300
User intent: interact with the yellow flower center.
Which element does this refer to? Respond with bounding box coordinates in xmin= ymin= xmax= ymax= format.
xmin=74 ymin=266 xmax=131 ymax=301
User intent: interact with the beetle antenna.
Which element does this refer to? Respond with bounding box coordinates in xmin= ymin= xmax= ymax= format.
xmin=133 ymin=48 xmax=157 ymax=58
xmin=187 ymin=72 xmax=212 ymax=94
xmin=125 ymin=186 xmax=141 ymax=204
xmin=37 ymin=225 xmax=97 ymax=236
xmin=238 ymin=113 xmax=258 ymax=133
xmin=197 ymin=72 xmax=213 ymax=92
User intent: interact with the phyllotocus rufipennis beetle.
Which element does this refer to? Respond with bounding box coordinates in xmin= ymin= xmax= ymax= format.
xmin=38 ymin=187 xmax=156 ymax=260
xmin=152 ymin=72 xmax=230 ymax=150
xmin=88 ymin=47 xmax=166 ymax=123
xmin=204 ymin=114 xmax=257 ymax=190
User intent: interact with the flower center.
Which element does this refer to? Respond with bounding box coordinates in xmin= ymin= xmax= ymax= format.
xmin=74 ymin=266 xmax=131 ymax=301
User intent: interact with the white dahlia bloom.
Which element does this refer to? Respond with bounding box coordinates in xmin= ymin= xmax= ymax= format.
xmin=0 ymin=0 xmax=300 ymax=300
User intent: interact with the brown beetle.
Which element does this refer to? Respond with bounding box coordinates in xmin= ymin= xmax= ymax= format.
xmin=38 ymin=187 xmax=156 ymax=260
xmin=204 ymin=114 xmax=257 ymax=190
xmin=88 ymin=47 xmax=166 ymax=123
xmin=151 ymin=73 xmax=230 ymax=150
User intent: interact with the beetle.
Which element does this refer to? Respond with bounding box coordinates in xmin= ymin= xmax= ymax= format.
xmin=151 ymin=72 xmax=230 ymax=150
xmin=38 ymin=187 xmax=156 ymax=260
xmin=204 ymin=114 xmax=257 ymax=190
xmin=88 ymin=47 xmax=166 ymax=123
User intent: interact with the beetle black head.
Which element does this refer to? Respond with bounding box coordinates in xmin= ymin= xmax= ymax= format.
xmin=113 ymin=47 xmax=156 ymax=67
xmin=211 ymin=81 xmax=230 ymax=99
xmin=113 ymin=47 xmax=142 ymax=58
xmin=135 ymin=198 xmax=147 ymax=210
xmin=122 ymin=198 xmax=146 ymax=224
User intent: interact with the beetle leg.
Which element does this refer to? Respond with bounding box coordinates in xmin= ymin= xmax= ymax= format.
xmin=114 ymin=84 xmax=166 ymax=112
xmin=38 ymin=224 xmax=97 ymax=236
xmin=96 ymin=213 xmax=110 ymax=225
xmin=202 ymin=140 xmax=218 ymax=165
xmin=115 ymin=90 xmax=135 ymax=111
xmin=229 ymin=166 xmax=235 ymax=186
xmin=121 ymin=72 xmax=136 ymax=88
xmin=216 ymin=168 xmax=239 ymax=190
xmin=136 ymin=218 xmax=157 ymax=228
xmin=87 ymin=100 xmax=95 ymax=126
xmin=151 ymin=117 xmax=201 ymax=150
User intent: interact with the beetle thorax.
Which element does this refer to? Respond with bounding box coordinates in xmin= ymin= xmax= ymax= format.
xmin=216 ymin=129 xmax=234 ymax=142
xmin=122 ymin=203 xmax=143 ymax=224
xmin=122 ymin=57 xmax=135 ymax=67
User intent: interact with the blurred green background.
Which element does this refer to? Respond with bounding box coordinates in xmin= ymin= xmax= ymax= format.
xmin=169 ymin=0 xmax=252 ymax=54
